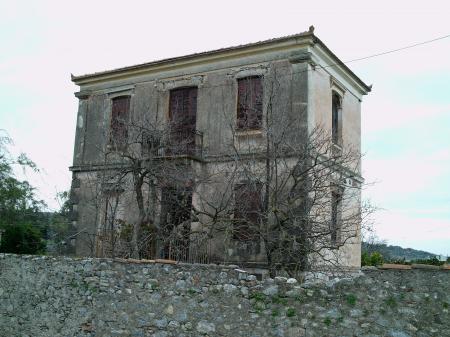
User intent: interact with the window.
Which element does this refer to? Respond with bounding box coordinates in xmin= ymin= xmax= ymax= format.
xmin=160 ymin=185 xmax=193 ymax=260
xmin=330 ymin=189 xmax=342 ymax=245
xmin=169 ymin=87 xmax=197 ymax=154
xmin=332 ymin=93 xmax=342 ymax=145
xmin=237 ymin=76 xmax=263 ymax=130
xmin=233 ymin=182 xmax=262 ymax=241
xmin=110 ymin=96 xmax=130 ymax=146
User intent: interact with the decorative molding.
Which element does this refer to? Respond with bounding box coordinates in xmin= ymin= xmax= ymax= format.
xmin=105 ymin=84 xmax=135 ymax=98
xmin=227 ymin=65 xmax=269 ymax=79
xmin=289 ymin=51 xmax=313 ymax=64
xmin=330 ymin=76 xmax=346 ymax=97
xmin=74 ymin=91 xmax=91 ymax=99
xmin=155 ymin=75 xmax=206 ymax=91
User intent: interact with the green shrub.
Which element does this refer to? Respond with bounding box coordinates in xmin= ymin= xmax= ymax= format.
xmin=250 ymin=292 xmax=267 ymax=302
xmin=385 ymin=296 xmax=397 ymax=308
xmin=0 ymin=222 xmax=45 ymax=254
xmin=361 ymin=251 xmax=384 ymax=266
xmin=346 ymin=294 xmax=357 ymax=306
xmin=286 ymin=308 xmax=296 ymax=317
xmin=411 ymin=257 xmax=444 ymax=266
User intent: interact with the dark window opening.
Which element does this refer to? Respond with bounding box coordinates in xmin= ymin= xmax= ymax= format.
xmin=110 ymin=96 xmax=130 ymax=146
xmin=160 ymin=185 xmax=193 ymax=260
xmin=331 ymin=190 xmax=342 ymax=245
xmin=169 ymin=87 xmax=197 ymax=155
xmin=332 ymin=93 xmax=341 ymax=145
xmin=237 ymin=76 xmax=263 ymax=130
xmin=233 ymin=182 xmax=262 ymax=241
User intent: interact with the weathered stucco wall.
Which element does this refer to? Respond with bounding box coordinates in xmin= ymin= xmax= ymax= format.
xmin=1 ymin=254 xmax=448 ymax=337
xmin=69 ymin=38 xmax=366 ymax=267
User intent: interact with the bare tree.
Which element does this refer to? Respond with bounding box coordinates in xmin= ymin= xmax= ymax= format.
xmin=74 ymin=65 xmax=373 ymax=276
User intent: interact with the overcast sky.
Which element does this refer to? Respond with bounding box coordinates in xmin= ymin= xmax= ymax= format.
xmin=0 ymin=0 xmax=449 ymax=255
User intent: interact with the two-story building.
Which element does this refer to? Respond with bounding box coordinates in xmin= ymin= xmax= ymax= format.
xmin=69 ymin=27 xmax=371 ymax=272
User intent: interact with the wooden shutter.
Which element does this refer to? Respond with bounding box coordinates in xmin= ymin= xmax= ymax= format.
xmin=169 ymin=87 xmax=197 ymax=154
xmin=233 ymin=182 xmax=262 ymax=241
xmin=237 ymin=76 xmax=263 ymax=130
xmin=331 ymin=190 xmax=342 ymax=245
xmin=111 ymin=96 xmax=130 ymax=145
xmin=332 ymin=94 xmax=340 ymax=144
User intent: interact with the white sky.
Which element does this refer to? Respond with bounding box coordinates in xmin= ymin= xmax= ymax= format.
xmin=0 ymin=0 xmax=449 ymax=255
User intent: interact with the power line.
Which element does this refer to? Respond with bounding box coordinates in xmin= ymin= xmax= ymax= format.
xmin=97 ymin=33 xmax=449 ymax=94
xmin=342 ymin=34 xmax=450 ymax=64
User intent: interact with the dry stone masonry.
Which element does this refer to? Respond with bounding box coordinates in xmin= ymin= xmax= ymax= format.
xmin=0 ymin=254 xmax=449 ymax=337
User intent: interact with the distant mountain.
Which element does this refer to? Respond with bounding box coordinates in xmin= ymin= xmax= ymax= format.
xmin=362 ymin=242 xmax=437 ymax=261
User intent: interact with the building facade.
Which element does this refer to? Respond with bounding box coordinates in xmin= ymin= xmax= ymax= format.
xmin=69 ymin=28 xmax=371 ymax=271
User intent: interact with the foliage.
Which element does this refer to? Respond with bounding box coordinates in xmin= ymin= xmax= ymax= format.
xmin=345 ymin=294 xmax=357 ymax=306
xmin=362 ymin=241 xmax=437 ymax=261
xmin=385 ymin=296 xmax=397 ymax=308
xmin=361 ymin=251 xmax=384 ymax=266
xmin=0 ymin=131 xmax=47 ymax=254
xmin=286 ymin=308 xmax=296 ymax=317
xmin=0 ymin=222 xmax=45 ymax=254
xmin=80 ymin=67 xmax=375 ymax=272
xmin=410 ymin=256 xmax=445 ymax=266
xmin=46 ymin=191 xmax=71 ymax=254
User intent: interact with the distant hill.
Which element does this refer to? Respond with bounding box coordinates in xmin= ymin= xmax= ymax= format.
xmin=362 ymin=242 xmax=437 ymax=261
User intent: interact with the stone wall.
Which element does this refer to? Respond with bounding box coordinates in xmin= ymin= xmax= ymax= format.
xmin=0 ymin=254 xmax=448 ymax=337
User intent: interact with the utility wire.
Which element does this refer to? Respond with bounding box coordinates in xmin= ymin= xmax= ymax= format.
xmin=342 ymin=34 xmax=450 ymax=65
xmin=95 ymin=33 xmax=450 ymax=93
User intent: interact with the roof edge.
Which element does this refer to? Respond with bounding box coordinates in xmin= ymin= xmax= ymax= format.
xmin=71 ymin=30 xmax=371 ymax=93
xmin=312 ymin=36 xmax=371 ymax=93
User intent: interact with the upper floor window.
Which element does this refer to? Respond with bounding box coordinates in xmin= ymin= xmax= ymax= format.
xmin=332 ymin=93 xmax=342 ymax=145
xmin=110 ymin=96 xmax=130 ymax=146
xmin=237 ymin=76 xmax=263 ymax=130
xmin=169 ymin=87 xmax=198 ymax=155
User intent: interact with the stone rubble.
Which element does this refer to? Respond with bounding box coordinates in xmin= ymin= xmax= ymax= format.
xmin=0 ymin=253 xmax=449 ymax=337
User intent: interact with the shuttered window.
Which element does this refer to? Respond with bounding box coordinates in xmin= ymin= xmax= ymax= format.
xmin=331 ymin=190 xmax=342 ymax=245
xmin=169 ymin=87 xmax=197 ymax=154
xmin=233 ymin=182 xmax=262 ymax=241
xmin=332 ymin=93 xmax=341 ymax=145
xmin=110 ymin=96 xmax=130 ymax=146
xmin=237 ymin=76 xmax=263 ymax=130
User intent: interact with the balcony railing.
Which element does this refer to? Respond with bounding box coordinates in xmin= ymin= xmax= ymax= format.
xmin=142 ymin=130 xmax=203 ymax=159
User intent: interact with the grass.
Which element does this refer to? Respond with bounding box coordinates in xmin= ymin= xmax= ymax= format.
xmin=187 ymin=288 xmax=197 ymax=295
xmin=385 ymin=296 xmax=397 ymax=308
xmin=271 ymin=295 xmax=288 ymax=305
xmin=346 ymin=294 xmax=357 ymax=306
xmin=271 ymin=308 xmax=280 ymax=317
xmin=324 ymin=317 xmax=332 ymax=326
xmin=286 ymin=308 xmax=296 ymax=317
xmin=250 ymin=292 xmax=267 ymax=302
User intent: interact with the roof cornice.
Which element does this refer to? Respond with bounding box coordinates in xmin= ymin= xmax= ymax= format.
xmin=71 ymin=31 xmax=371 ymax=94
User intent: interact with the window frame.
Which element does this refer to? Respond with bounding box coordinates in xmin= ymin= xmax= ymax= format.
xmin=109 ymin=95 xmax=131 ymax=148
xmin=168 ymin=87 xmax=198 ymax=155
xmin=331 ymin=92 xmax=342 ymax=146
xmin=236 ymin=76 xmax=264 ymax=131
xmin=233 ymin=181 xmax=263 ymax=241
xmin=330 ymin=187 xmax=343 ymax=246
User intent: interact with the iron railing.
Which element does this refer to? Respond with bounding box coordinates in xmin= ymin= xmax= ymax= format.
xmin=95 ymin=230 xmax=211 ymax=264
xmin=142 ymin=130 xmax=203 ymax=159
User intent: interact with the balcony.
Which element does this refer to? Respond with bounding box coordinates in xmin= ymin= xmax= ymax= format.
xmin=142 ymin=129 xmax=204 ymax=161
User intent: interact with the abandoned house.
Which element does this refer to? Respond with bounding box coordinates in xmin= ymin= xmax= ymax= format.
xmin=69 ymin=27 xmax=371 ymax=273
